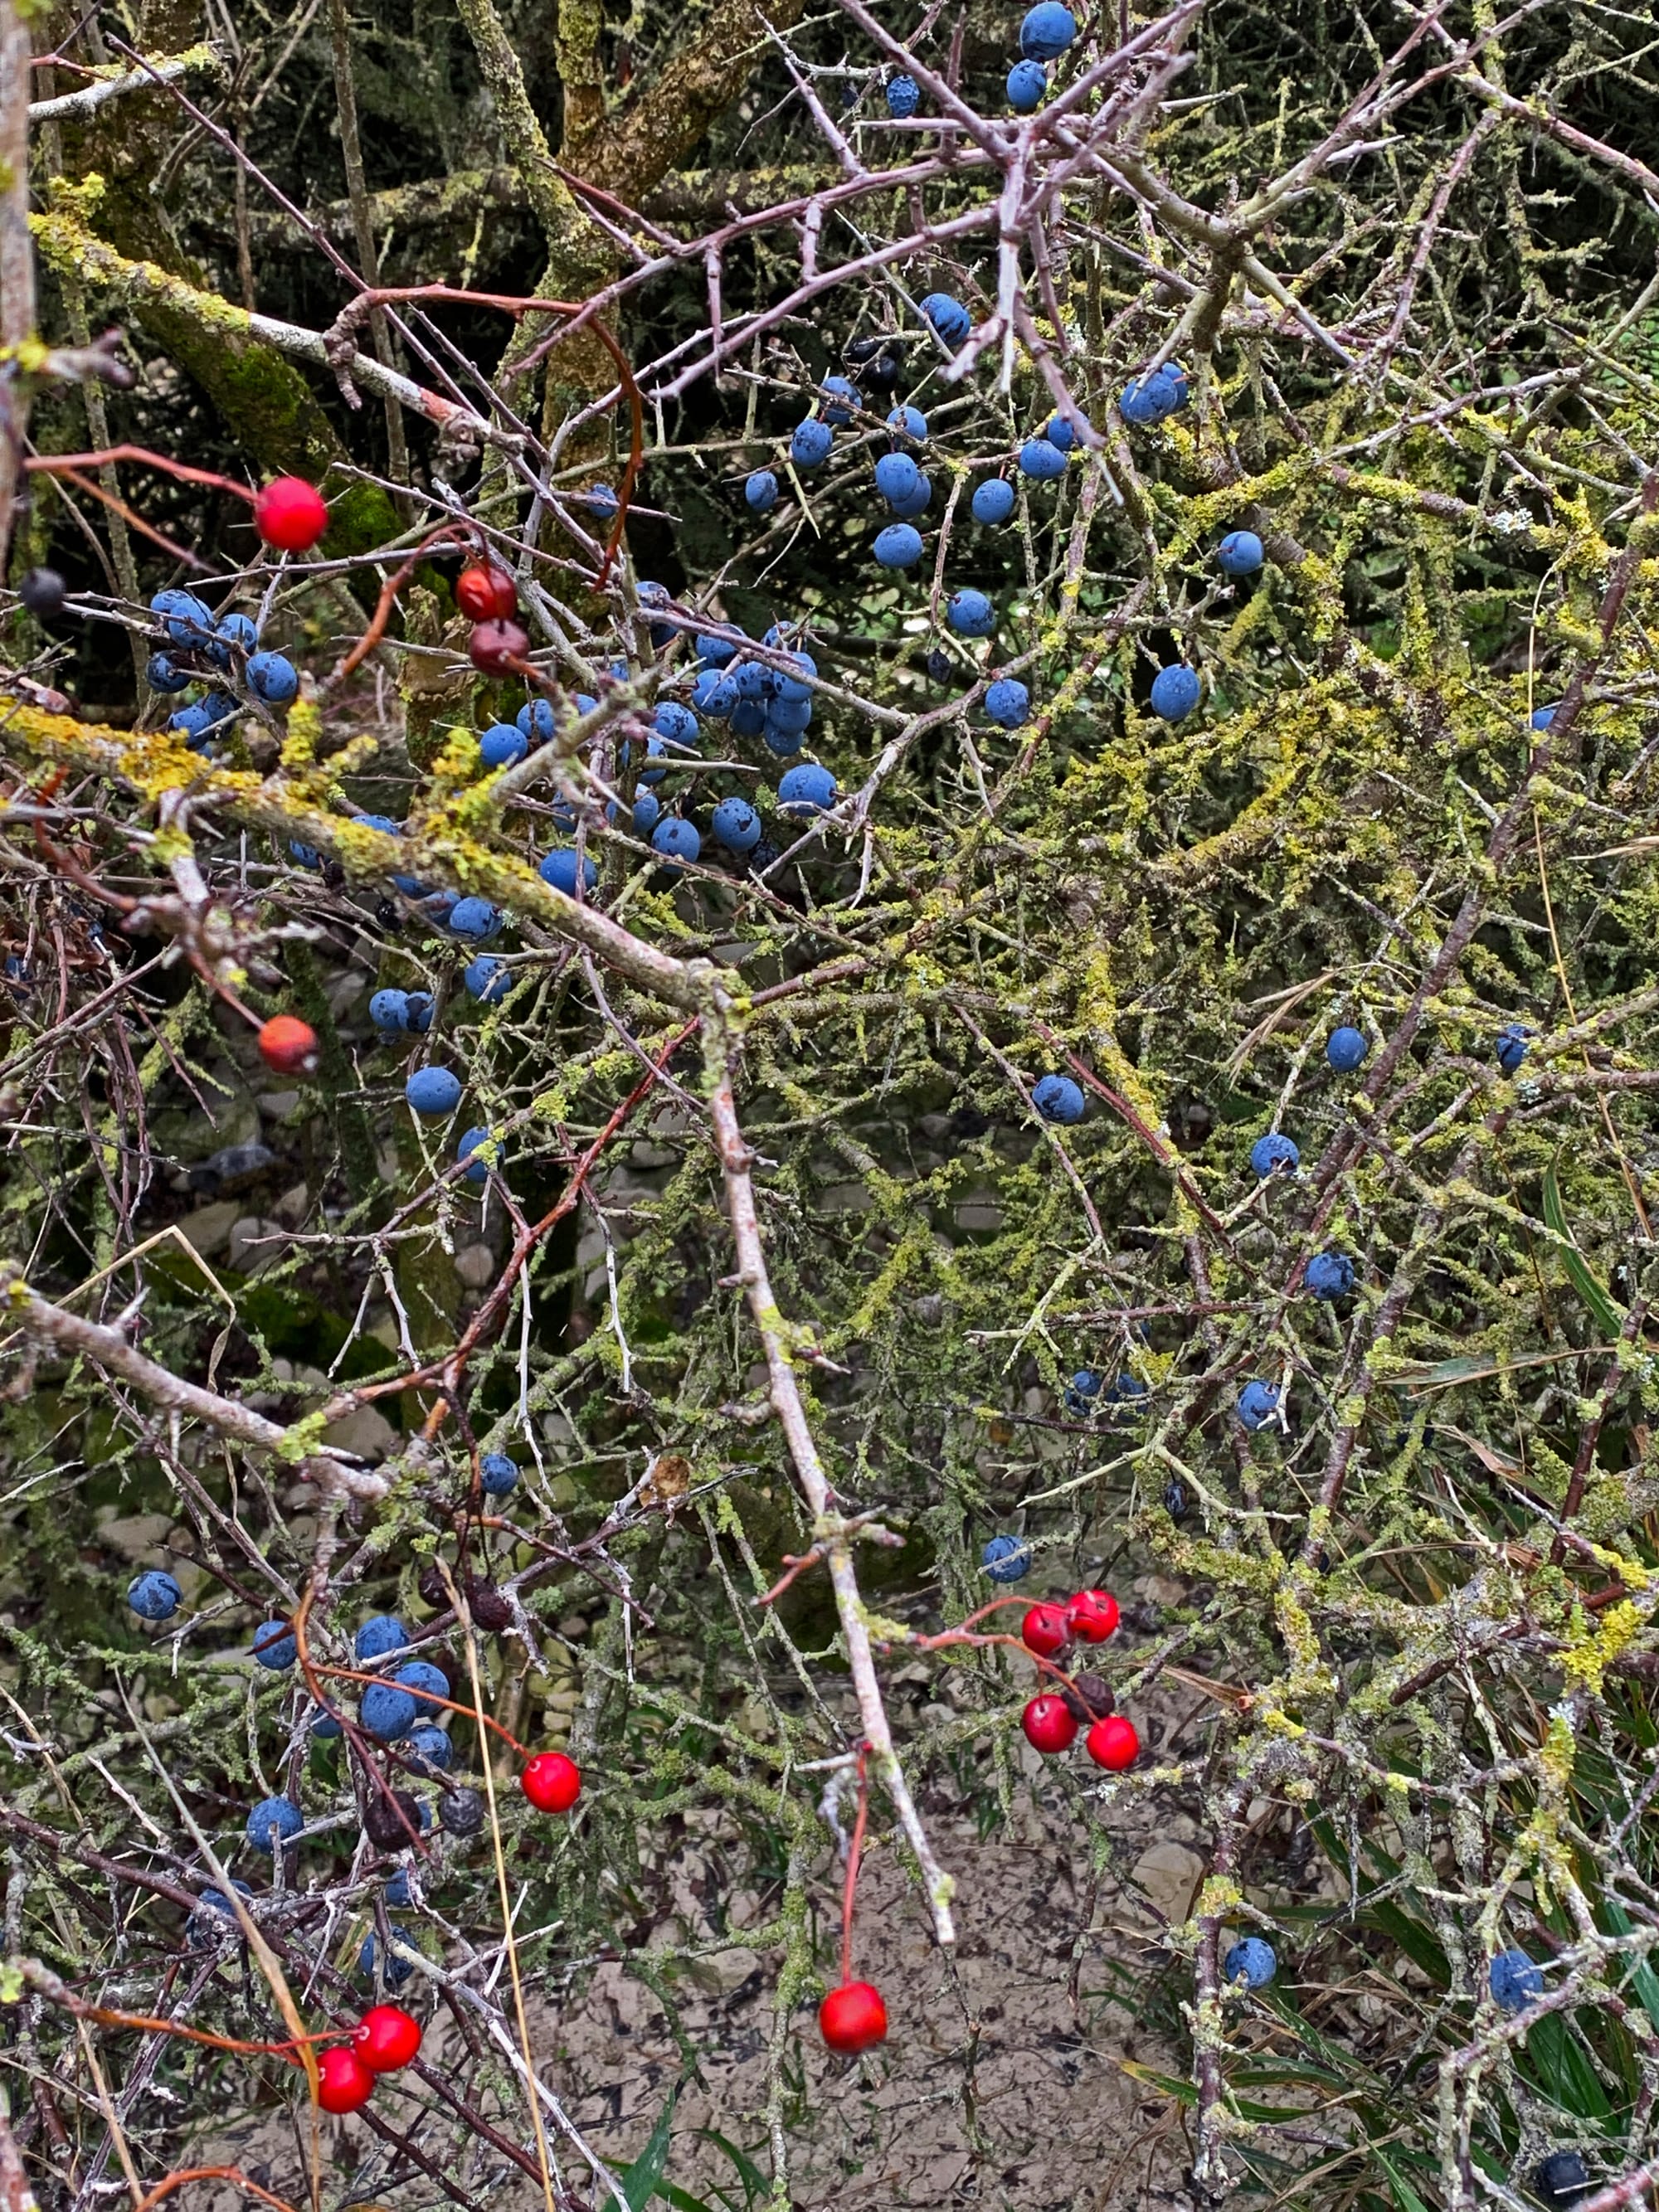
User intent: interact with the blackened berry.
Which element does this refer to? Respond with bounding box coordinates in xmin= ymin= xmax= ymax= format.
xmin=468 ymin=1580 xmax=513 ymax=1631
xmin=439 ymin=1786 xmax=484 ymax=1835
xmin=926 ymin=648 xmax=952 ymax=683
xmin=1164 ymin=1476 xmax=1189 ymax=1521
xmin=1061 ymin=1671 xmax=1116 ymax=1723
xmin=417 ymin=1563 xmax=449 ymax=1610
xmin=19 ymin=567 xmax=67 ymax=619
xmin=364 ymin=1787 xmax=422 ymax=1848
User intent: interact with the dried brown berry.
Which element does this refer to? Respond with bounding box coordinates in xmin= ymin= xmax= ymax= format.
xmin=467 ymin=1581 xmax=513 ymax=1631
xmin=1061 ymin=1672 xmax=1115 ymax=1723
xmin=439 ymin=1787 xmax=484 ymax=1836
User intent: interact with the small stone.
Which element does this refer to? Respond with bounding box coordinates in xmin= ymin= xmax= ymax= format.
xmin=453 ymin=1243 xmax=497 ymax=1290
xmin=1131 ymin=1841 xmax=1204 ymax=1923
xmin=256 ymin=1090 xmax=303 ymax=1121
xmin=227 ymin=1217 xmax=286 ymax=1275
xmin=178 ymin=1200 xmax=240 ymax=1261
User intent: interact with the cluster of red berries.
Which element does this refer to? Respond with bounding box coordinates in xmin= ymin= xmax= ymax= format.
xmin=1019 ymin=1588 xmax=1141 ymax=1770
xmin=457 ymin=560 xmax=529 ymax=676
xmin=316 ymin=2003 xmax=421 ymax=2113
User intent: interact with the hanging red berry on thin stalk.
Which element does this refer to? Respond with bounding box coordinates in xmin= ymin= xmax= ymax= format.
xmin=258 ymin=1015 xmax=319 ymax=1077
xmin=353 ymin=2004 xmax=422 ymax=2073
xmin=1021 ymin=1602 xmax=1070 ymax=1657
xmin=456 ymin=563 xmax=518 ymax=621
xmin=1066 ymin=1588 xmax=1120 ymax=1644
xmin=520 ymin=1751 xmax=581 ymax=1813
xmin=253 ymin=477 xmax=329 ymax=552
xmin=819 ymin=1979 xmax=888 ymax=2054
xmin=1021 ymin=1694 xmax=1078 ymax=1754
xmin=315 ymin=2044 xmax=376 ymax=2113
xmin=1086 ymin=1714 xmax=1140 ymax=1771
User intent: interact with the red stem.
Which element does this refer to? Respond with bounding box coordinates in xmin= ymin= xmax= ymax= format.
xmin=840 ymin=1743 xmax=871 ymax=1987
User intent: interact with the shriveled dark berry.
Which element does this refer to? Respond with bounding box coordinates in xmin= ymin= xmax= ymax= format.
xmin=374 ymin=898 xmax=401 ymax=931
xmin=1164 ymin=1476 xmax=1189 ymax=1521
xmin=926 ymin=648 xmax=952 ymax=683
xmin=19 ymin=567 xmax=67 ymax=619
xmin=417 ymin=1563 xmax=450 ymax=1610
xmin=363 ymin=1787 xmax=422 ymax=1848
xmin=1061 ymin=1671 xmax=1115 ymax=1723
xmin=439 ymin=1786 xmax=484 ymax=1836
xmin=747 ymin=838 xmax=780 ymax=873
xmin=321 ymin=858 xmax=347 ymax=891
xmin=468 ymin=1580 xmax=513 ymax=1631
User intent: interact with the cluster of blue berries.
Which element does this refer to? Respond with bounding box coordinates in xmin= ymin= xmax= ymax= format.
xmin=1005 ymin=3 xmax=1074 ymax=111
xmin=148 ymin=589 xmax=297 ymax=751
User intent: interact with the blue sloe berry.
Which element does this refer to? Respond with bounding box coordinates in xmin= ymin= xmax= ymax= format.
xmin=252 ymin=1619 xmax=297 ymax=1670
xmin=150 ymin=589 xmax=214 ymax=647
xmin=362 ymin=1682 xmax=419 ymax=1740
xmin=207 ymin=611 xmax=259 ymax=668
xmin=395 ymin=1660 xmax=450 ymax=1714
xmin=767 ymin=695 xmax=813 ymax=735
xmin=406 ymin=1067 xmax=463 ymax=1116
xmin=583 ymin=483 xmax=619 ymax=515
xmin=402 ymin=1723 xmax=453 ymax=1771
xmin=385 ymin=1867 xmax=413 ymax=1906
xmin=309 ymin=1706 xmax=343 ymax=1738
xmin=246 ymin=650 xmax=298 ymax=704
xmin=465 ymin=955 xmax=511 ymax=1004
xmin=972 ymin=479 xmax=1016 ymax=525
xmin=539 ymin=848 xmax=598 ymax=896
xmin=1019 ymin=437 xmax=1068 ymax=480
xmin=360 ymin=1932 xmax=415 ymax=1988
xmin=771 ymin=650 xmax=815 ymax=702
xmin=1535 ymin=2152 xmax=1594 ymax=2208
xmin=791 ymin=418 xmax=834 ymax=468
xmin=731 ymin=696 xmax=769 ymax=739
xmin=1120 ymin=372 xmax=1180 ymax=425
xmin=1496 ymin=1023 xmax=1530 ymax=1075
xmin=1063 ymin=1369 xmax=1101 ymax=1417
xmin=885 ymin=71 xmax=920 ymax=117
xmin=887 ymin=405 xmax=927 ymax=441
xmin=479 ymin=722 xmax=528 ymax=770
xmin=1150 ymin=664 xmax=1200 ymax=721
xmin=778 ymin=764 xmax=837 ymax=814
xmin=187 ymin=1881 xmax=253 ymax=1943
xmin=516 ymin=699 xmax=557 ymax=741
xmin=1237 ymin=1381 xmax=1279 ymax=1431
xmin=874 ymin=523 xmax=924 ymax=568
xmin=820 ymin=376 xmax=859 ymax=425
xmin=874 ymin=452 xmax=921 ymax=506
xmin=1224 ymin=1937 xmax=1277 ymax=1989
xmin=981 ymin=1534 xmax=1032 ymax=1583
xmin=652 ymin=818 xmax=701 ymax=864
xmin=1530 ymin=704 xmax=1555 ymax=731
xmin=1008 ymin=58 xmax=1047 ymax=109
xmin=1490 ymin=1948 xmax=1544 ymax=2013
xmin=146 ymin=653 xmax=192 ymax=693
xmin=1327 ymin=1026 xmax=1368 ymax=1072
xmin=1250 ymin=1132 xmax=1299 ymax=1178
xmin=456 ymin=1126 xmax=493 ymax=1185
xmin=1020 ymin=2 xmax=1077 ymax=59
xmin=1217 ymin=530 xmax=1265 ymax=576
xmin=919 ymin=293 xmax=971 ymax=345
xmin=1305 ymin=1252 xmax=1355 ymax=1300
xmin=697 ymin=631 xmax=741 ymax=667
xmin=355 ymin=1616 xmax=408 ymax=1661
xmin=712 ymin=797 xmax=762 ymax=853
xmin=947 ymin=589 xmax=995 ymax=638
xmin=128 ymin=1570 xmax=181 ymax=1620
xmin=480 ymin=1451 xmax=520 ymax=1495
xmin=405 ymin=990 xmax=434 ymax=1033
xmin=632 ymin=790 xmax=662 ymax=837
xmin=1046 ymin=412 xmax=1088 ymax=450
xmin=1033 ymin=1074 xmax=1085 ymax=1124
xmin=246 ymin=1795 xmax=304 ymax=1852
xmin=654 ymin=702 xmax=700 ymax=747
xmin=886 ymin=469 xmax=932 ymax=517
xmin=446 ymin=898 xmax=500 ymax=941
xmin=985 ymin=678 xmax=1029 ymax=728
xmin=746 ymin=469 xmax=779 ymax=513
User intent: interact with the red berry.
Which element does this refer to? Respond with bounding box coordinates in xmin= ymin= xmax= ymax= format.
xmin=819 ymin=1980 xmax=888 ymax=2054
xmin=456 ymin=563 xmax=518 ymax=621
xmin=1021 ymin=1694 xmax=1078 ymax=1755
xmin=1086 ymin=1714 xmax=1140 ymax=1772
xmin=469 ymin=619 xmax=529 ymax=674
xmin=1067 ymin=1588 xmax=1120 ymax=1644
xmin=520 ymin=1751 xmax=581 ymax=1813
xmin=353 ymin=2004 xmax=421 ymax=2073
xmin=258 ymin=1014 xmax=319 ymax=1077
xmin=254 ymin=477 xmax=328 ymax=553
xmin=316 ymin=2044 xmax=375 ymax=2114
xmin=1021 ymin=1602 xmax=1070 ymax=1658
